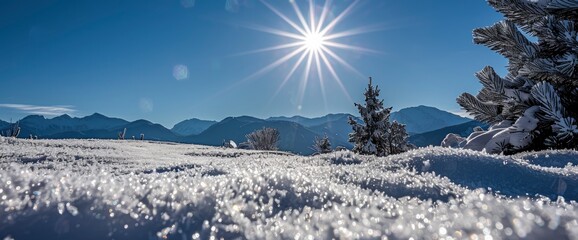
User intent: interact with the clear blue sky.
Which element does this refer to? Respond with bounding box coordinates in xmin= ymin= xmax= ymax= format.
xmin=0 ymin=0 xmax=506 ymax=128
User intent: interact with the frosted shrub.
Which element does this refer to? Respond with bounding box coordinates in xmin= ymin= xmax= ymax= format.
xmin=246 ymin=127 xmax=279 ymax=151
xmin=7 ymin=122 xmax=20 ymax=138
xmin=118 ymin=128 xmax=126 ymax=140
xmin=312 ymin=134 xmax=332 ymax=154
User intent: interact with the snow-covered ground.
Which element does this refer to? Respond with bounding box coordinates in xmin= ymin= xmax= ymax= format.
xmin=1 ymin=138 xmax=578 ymax=239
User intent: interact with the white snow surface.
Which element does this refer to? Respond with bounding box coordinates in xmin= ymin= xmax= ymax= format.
xmin=441 ymin=133 xmax=466 ymax=148
xmin=1 ymin=138 xmax=578 ymax=239
xmin=463 ymin=106 xmax=541 ymax=154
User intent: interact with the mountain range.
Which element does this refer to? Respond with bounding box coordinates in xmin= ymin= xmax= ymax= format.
xmin=0 ymin=106 xmax=482 ymax=154
xmin=390 ymin=105 xmax=471 ymax=134
xmin=409 ymin=120 xmax=488 ymax=147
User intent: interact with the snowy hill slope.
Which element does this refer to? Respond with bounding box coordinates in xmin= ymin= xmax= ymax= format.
xmin=1 ymin=138 xmax=578 ymax=239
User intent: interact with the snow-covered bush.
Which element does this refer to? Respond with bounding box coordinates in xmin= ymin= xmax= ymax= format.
xmin=245 ymin=127 xmax=279 ymax=150
xmin=441 ymin=133 xmax=466 ymax=148
xmin=349 ymin=77 xmax=411 ymax=156
xmin=457 ymin=0 xmax=578 ymax=154
xmin=312 ymin=134 xmax=332 ymax=154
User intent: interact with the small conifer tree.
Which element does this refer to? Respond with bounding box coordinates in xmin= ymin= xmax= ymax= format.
xmin=349 ymin=77 xmax=410 ymax=156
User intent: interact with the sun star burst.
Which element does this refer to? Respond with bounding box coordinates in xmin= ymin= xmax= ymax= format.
xmin=240 ymin=0 xmax=379 ymax=108
xmin=303 ymin=32 xmax=325 ymax=52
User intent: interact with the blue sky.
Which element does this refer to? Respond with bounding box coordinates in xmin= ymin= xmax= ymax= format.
xmin=0 ymin=0 xmax=506 ymax=128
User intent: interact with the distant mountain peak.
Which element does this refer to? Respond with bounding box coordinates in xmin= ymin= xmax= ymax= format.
xmin=224 ymin=116 xmax=263 ymax=123
xmin=54 ymin=114 xmax=72 ymax=119
xmin=171 ymin=118 xmax=218 ymax=136
xmin=21 ymin=115 xmax=46 ymax=121
xmin=399 ymin=105 xmax=452 ymax=113
xmin=86 ymin=113 xmax=106 ymax=118
xmin=267 ymin=113 xmax=354 ymax=127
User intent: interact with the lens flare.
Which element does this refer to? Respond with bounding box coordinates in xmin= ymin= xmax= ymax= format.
xmin=173 ymin=64 xmax=189 ymax=81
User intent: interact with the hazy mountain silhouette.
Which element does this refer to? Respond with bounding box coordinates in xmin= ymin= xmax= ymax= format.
xmin=408 ymin=120 xmax=488 ymax=147
xmin=390 ymin=105 xmax=471 ymax=134
xmin=172 ymin=118 xmax=217 ymax=136
xmin=0 ymin=106 xmax=478 ymax=154
xmin=268 ymin=113 xmax=359 ymax=128
xmin=183 ymin=116 xmax=321 ymax=155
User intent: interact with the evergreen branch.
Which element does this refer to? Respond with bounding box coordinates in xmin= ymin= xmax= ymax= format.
xmin=553 ymin=117 xmax=578 ymax=141
xmin=557 ymin=53 xmax=578 ymax=76
xmin=457 ymin=93 xmax=503 ymax=124
xmin=547 ymin=1 xmax=578 ymax=21
xmin=477 ymin=88 xmax=507 ymax=103
xmin=476 ymin=66 xmax=505 ymax=94
xmin=519 ymin=58 xmax=572 ymax=84
xmin=531 ymin=81 xmax=564 ymax=122
xmin=538 ymin=18 xmax=578 ymax=55
xmin=488 ymin=0 xmax=547 ymax=32
xmin=529 ymin=81 xmax=578 ymax=143
xmin=474 ymin=21 xmax=538 ymax=73
xmin=504 ymin=74 xmax=531 ymax=89
xmin=548 ymin=0 xmax=578 ymax=9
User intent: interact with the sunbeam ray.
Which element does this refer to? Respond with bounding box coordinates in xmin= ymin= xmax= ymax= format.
xmin=320 ymin=45 xmax=366 ymax=78
xmin=242 ymin=45 xmax=307 ymax=82
xmin=271 ymin=50 xmax=310 ymax=102
xmin=260 ymin=0 xmax=307 ymax=36
xmin=309 ymin=0 xmax=316 ymax=33
xmin=316 ymin=0 xmax=331 ymax=35
xmin=290 ymin=0 xmax=312 ymax=34
xmin=319 ymin=50 xmax=353 ymax=102
xmin=242 ymin=24 xmax=305 ymax=40
xmin=298 ymin=49 xmax=315 ymax=105
xmin=323 ymin=24 xmax=388 ymax=41
xmin=314 ymin=50 xmax=328 ymax=109
xmin=319 ymin=0 xmax=359 ymax=36
xmin=323 ymin=41 xmax=381 ymax=54
xmin=232 ymin=42 xmax=306 ymax=57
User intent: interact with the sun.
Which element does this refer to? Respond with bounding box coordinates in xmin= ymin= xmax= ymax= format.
xmin=303 ymin=32 xmax=325 ymax=52
xmin=237 ymin=0 xmax=379 ymax=107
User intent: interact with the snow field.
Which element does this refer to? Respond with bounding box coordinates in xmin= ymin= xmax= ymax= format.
xmin=1 ymin=137 xmax=578 ymax=239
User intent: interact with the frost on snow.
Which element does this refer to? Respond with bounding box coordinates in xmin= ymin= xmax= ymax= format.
xmin=1 ymin=138 xmax=578 ymax=239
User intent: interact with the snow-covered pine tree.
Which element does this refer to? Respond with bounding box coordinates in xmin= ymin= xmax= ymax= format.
xmin=457 ymin=0 xmax=578 ymax=154
xmin=389 ymin=121 xmax=412 ymax=154
xmin=349 ymin=77 xmax=410 ymax=156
